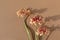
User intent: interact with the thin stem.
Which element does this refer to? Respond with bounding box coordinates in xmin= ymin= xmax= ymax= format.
xmin=35 ymin=32 xmax=39 ymax=40
xmin=24 ymin=16 xmax=33 ymax=40
xmin=35 ymin=23 xmax=39 ymax=40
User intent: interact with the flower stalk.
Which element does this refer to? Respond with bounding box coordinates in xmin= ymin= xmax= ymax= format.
xmin=24 ymin=16 xmax=33 ymax=40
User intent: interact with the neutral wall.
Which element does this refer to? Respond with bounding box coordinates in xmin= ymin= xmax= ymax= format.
xmin=0 ymin=0 xmax=60 ymax=40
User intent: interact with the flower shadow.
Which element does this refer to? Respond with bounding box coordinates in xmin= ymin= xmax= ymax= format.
xmin=28 ymin=8 xmax=48 ymax=14
xmin=45 ymin=15 xmax=60 ymax=22
xmin=45 ymin=25 xmax=60 ymax=40
xmin=32 ymin=8 xmax=47 ymax=14
xmin=44 ymin=14 xmax=60 ymax=40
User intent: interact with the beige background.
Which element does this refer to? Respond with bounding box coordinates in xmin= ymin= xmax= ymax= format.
xmin=0 ymin=0 xmax=60 ymax=40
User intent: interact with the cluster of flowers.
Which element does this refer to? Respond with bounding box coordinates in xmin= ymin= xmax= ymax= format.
xmin=16 ymin=8 xmax=47 ymax=36
xmin=30 ymin=15 xmax=47 ymax=36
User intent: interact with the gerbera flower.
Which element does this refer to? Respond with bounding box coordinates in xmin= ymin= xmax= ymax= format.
xmin=16 ymin=8 xmax=30 ymax=17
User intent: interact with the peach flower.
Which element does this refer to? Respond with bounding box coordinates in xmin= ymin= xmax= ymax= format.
xmin=16 ymin=8 xmax=30 ymax=17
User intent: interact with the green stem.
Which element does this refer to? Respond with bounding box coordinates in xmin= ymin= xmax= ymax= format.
xmin=35 ymin=24 xmax=39 ymax=40
xmin=35 ymin=32 xmax=39 ymax=40
xmin=24 ymin=16 xmax=33 ymax=40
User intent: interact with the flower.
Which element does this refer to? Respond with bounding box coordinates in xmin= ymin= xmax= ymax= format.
xmin=30 ymin=15 xmax=44 ymax=26
xmin=16 ymin=8 xmax=30 ymax=17
xmin=37 ymin=27 xmax=47 ymax=36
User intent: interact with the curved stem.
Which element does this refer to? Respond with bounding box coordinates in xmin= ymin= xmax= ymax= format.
xmin=24 ymin=16 xmax=33 ymax=40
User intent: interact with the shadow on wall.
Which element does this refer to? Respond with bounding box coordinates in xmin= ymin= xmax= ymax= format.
xmin=45 ymin=25 xmax=60 ymax=40
xmin=26 ymin=8 xmax=60 ymax=40
xmin=27 ymin=8 xmax=48 ymax=14
xmin=45 ymin=15 xmax=60 ymax=22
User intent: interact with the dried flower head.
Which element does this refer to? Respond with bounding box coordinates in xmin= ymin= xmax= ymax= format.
xmin=16 ymin=8 xmax=31 ymax=17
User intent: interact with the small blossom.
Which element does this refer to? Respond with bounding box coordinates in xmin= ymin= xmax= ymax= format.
xmin=16 ymin=8 xmax=30 ymax=17
xmin=30 ymin=15 xmax=44 ymax=26
xmin=37 ymin=27 xmax=47 ymax=36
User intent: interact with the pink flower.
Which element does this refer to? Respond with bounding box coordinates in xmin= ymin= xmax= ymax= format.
xmin=16 ymin=8 xmax=30 ymax=17
xmin=37 ymin=27 xmax=47 ymax=36
xmin=30 ymin=15 xmax=44 ymax=25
